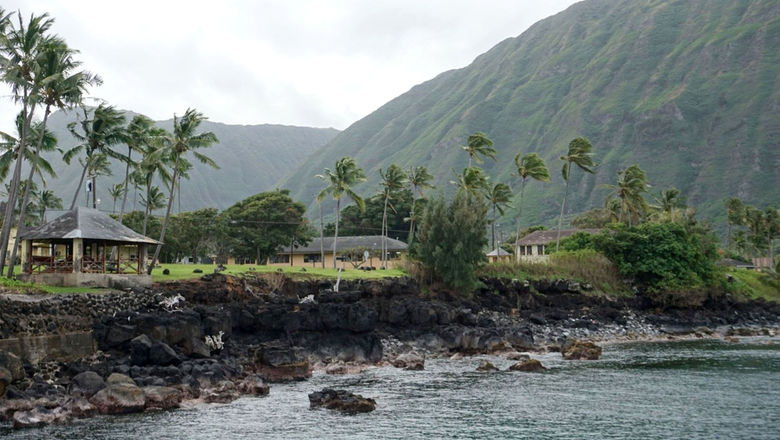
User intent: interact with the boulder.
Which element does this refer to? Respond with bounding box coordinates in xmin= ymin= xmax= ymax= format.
xmin=183 ymin=336 xmax=212 ymax=359
xmin=0 ymin=367 xmax=11 ymax=397
xmin=69 ymin=371 xmax=106 ymax=398
xmin=0 ymin=351 xmax=25 ymax=382
xmin=476 ymin=360 xmax=499 ymax=372
xmin=0 ymin=399 xmax=35 ymax=422
xmin=202 ymin=380 xmax=240 ymax=404
xmin=149 ymin=341 xmax=181 ymax=366
xmin=236 ymin=375 xmax=270 ymax=396
xmin=504 ymin=351 xmax=531 ymax=361
xmin=63 ymin=396 xmax=97 ymax=418
xmin=89 ymin=383 xmax=145 ymax=415
xmin=325 ymin=363 xmax=349 ymax=375
xmin=106 ymin=373 xmax=137 ymax=386
xmin=130 ymin=334 xmax=153 ymax=365
xmin=308 ymin=388 xmax=376 ymax=414
xmin=12 ymin=406 xmax=70 ymax=429
xmin=508 ymin=359 xmax=547 ymax=372
xmin=253 ymin=345 xmax=312 ymax=382
xmin=561 ymin=340 xmax=602 ymax=360
xmin=143 ymin=386 xmax=183 ymax=410
xmin=392 ymin=352 xmax=425 ymax=371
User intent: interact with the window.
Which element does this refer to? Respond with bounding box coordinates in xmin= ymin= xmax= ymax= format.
xmin=537 ymin=245 xmax=545 ymax=255
xmin=269 ymin=254 xmax=290 ymax=264
xmin=304 ymin=254 xmax=321 ymax=263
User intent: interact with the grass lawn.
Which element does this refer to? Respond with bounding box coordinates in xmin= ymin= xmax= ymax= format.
xmin=726 ymin=269 xmax=780 ymax=302
xmin=150 ymin=263 xmax=407 ymax=282
xmin=0 ymin=275 xmax=113 ymax=294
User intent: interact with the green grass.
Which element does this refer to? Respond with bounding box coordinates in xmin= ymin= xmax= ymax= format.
xmin=0 ymin=276 xmax=112 ymax=294
xmin=724 ymin=269 xmax=780 ymax=302
xmin=150 ymin=263 xmax=407 ymax=282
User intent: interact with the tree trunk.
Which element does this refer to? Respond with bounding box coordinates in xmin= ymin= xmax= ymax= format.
xmin=148 ymin=156 xmax=179 ymax=275
xmin=514 ymin=179 xmax=527 ymax=262
xmin=91 ymin=175 xmax=97 ymax=209
xmin=382 ymin=194 xmax=389 ymax=269
xmin=408 ymin=195 xmax=417 ymax=245
xmin=118 ymin=147 xmax=132 ymax=223
xmin=556 ymin=169 xmax=571 ymax=252
xmin=0 ymin=94 xmax=34 ymax=274
xmin=8 ymin=107 xmax=52 ymax=278
xmin=319 ymin=201 xmax=324 ymax=269
xmin=333 ymin=197 xmax=340 ymax=269
xmin=69 ymin=162 xmax=89 ymax=210
xmin=491 ymin=204 xmax=497 ymax=251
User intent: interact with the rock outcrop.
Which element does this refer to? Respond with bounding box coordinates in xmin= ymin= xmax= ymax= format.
xmin=561 ymin=340 xmax=602 ymax=360
xmin=308 ymin=388 xmax=376 ymax=414
xmin=508 ymin=359 xmax=547 ymax=372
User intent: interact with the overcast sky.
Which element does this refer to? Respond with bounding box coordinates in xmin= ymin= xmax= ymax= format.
xmin=1 ymin=0 xmax=578 ymax=134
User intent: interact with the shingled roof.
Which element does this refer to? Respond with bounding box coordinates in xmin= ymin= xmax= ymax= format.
xmin=516 ymin=229 xmax=600 ymax=245
xmin=286 ymin=235 xmax=407 ymax=254
xmin=20 ymin=207 xmax=160 ymax=244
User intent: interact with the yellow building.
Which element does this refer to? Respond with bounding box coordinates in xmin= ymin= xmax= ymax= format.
xmin=268 ymin=235 xmax=408 ymax=269
xmin=515 ymin=228 xmax=600 ymax=261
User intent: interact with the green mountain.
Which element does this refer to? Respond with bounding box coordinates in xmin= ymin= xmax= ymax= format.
xmin=281 ymin=0 xmax=780 ymax=232
xmin=36 ymin=109 xmax=338 ymax=215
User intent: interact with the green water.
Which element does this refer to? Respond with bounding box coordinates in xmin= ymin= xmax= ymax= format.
xmin=2 ymin=338 xmax=779 ymax=439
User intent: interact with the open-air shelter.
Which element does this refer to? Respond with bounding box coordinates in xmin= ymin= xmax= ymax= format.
xmin=17 ymin=207 xmax=159 ymax=287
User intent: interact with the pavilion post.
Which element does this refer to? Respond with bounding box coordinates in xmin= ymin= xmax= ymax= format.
xmin=73 ymin=238 xmax=83 ymax=273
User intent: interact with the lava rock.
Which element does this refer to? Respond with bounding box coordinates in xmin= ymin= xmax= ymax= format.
xmin=308 ymin=388 xmax=376 ymax=414
xmin=202 ymin=380 xmax=240 ymax=404
xmin=0 ymin=351 xmax=25 ymax=382
xmin=130 ymin=334 xmax=153 ymax=366
xmin=508 ymin=359 xmax=547 ymax=372
xmin=69 ymin=371 xmax=106 ymax=398
xmin=89 ymin=383 xmax=146 ymax=415
xmin=12 ymin=406 xmax=70 ymax=429
xmin=143 ymin=386 xmax=183 ymax=410
xmin=149 ymin=341 xmax=181 ymax=366
xmin=392 ymin=352 xmax=425 ymax=370
xmin=561 ymin=340 xmax=602 ymax=360
xmin=476 ymin=360 xmax=499 ymax=372
xmin=236 ymin=375 xmax=270 ymax=396
xmin=63 ymin=396 xmax=97 ymax=418
xmin=106 ymin=373 xmax=137 ymax=386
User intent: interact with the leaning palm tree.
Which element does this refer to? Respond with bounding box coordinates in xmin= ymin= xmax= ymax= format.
xmin=485 ymin=182 xmax=512 ymax=251
xmin=36 ymin=189 xmax=62 ymax=225
xmin=378 ymin=164 xmax=406 ymax=268
xmin=0 ymin=11 xmax=56 ymax=273
xmin=601 ymin=164 xmax=649 ymax=226
xmin=64 ymin=104 xmax=127 ymax=209
xmin=316 ymin=157 xmax=366 ymax=269
xmin=147 ymin=108 xmax=219 ymax=273
xmin=406 ymin=165 xmax=434 ymax=245
xmin=451 ymin=166 xmax=489 ymax=197
xmin=109 ymin=183 xmax=125 ymax=214
xmin=462 ymin=131 xmax=496 ymax=167
xmin=118 ymin=115 xmax=156 ymax=223
xmin=513 ymin=152 xmax=550 ymax=260
xmin=140 ymin=185 xmax=167 ymax=234
xmin=556 ymin=137 xmax=596 ymax=251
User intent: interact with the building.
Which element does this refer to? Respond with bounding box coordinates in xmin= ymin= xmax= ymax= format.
xmin=486 ymin=248 xmax=512 ymax=263
xmin=17 ymin=207 xmax=159 ymax=287
xmin=268 ymin=235 xmax=408 ymax=269
xmin=515 ymin=229 xmax=600 ymax=261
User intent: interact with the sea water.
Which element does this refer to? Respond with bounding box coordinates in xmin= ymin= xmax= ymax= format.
xmin=2 ymin=338 xmax=778 ymax=439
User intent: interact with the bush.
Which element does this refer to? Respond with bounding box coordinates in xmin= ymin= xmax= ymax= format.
xmin=410 ymin=192 xmax=487 ymax=292
xmin=554 ymin=231 xmax=596 ymax=253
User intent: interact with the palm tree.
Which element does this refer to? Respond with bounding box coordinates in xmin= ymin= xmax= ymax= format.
xmin=36 ymin=189 xmax=61 ymax=225
xmin=556 ymin=137 xmax=596 ymax=251
xmin=485 ymin=183 xmax=512 ymax=251
xmin=64 ymin=104 xmax=127 ymax=209
xmin=109 ymin=183 xmax=125 ymax=214
xmin=0 ymin=11 xmax=56 ymax=273
xmin=650 ymin=187 xmax=683 ymax=222
xmin=462 ymin=131 xmax=496 ymax=167
xmin=147 ymin=108 xmax=219 ymax=273
xmin=601 ymin=164 xmax=649 ymax=226
xmin=83 ymin=153 xmax=113 ymax=208
xmin=119 ymin=115 xmax=156 ymax=223
xmin=512 ymin=152 xmax=550 ymax=260
xmin=316 ymin=157 xmax=366 ymax=269
xmin=725 ymin=197 xmax=744 ymax=251
xmin=406 ymin=165 xmax=434 ymax=245
xmin=378 ymin=164 xmax=406 ymax=268
xmin=451 ymin=166 xmax=489 ymax=197
xmin=134 ymin=128 xmax=173 ymax=231
xmin=140 ymin=185 xmax=166 ymax=234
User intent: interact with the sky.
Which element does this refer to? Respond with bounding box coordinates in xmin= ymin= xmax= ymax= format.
xmin=1 ymin=0 xmax=579 ymax=134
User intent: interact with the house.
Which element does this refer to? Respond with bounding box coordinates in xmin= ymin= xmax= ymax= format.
xmin=486 ymin=248 xmax=512 ymax=263
xmin=515 ymin=228 xmax=600 ymax=261
xmin=17 ymin=207 xmax=160 ymax=287
xmin=268 ymin=235 xmax=408 ymax=269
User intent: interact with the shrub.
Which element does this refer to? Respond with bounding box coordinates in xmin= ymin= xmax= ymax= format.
xmin=410 ymin=192 xmax=487 ymax=292
xmin=554 ymin=231 xmax=596 ymax=252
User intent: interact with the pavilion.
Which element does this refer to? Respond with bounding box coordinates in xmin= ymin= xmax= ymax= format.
xmin=17 ymin=207 xmax=159 ymax=287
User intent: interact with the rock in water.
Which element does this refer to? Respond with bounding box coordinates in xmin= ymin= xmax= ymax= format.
xmin=508 ymin=359 xmax=547 ymax=372
xmin=202 ymin=380 xmax=240 ymax=404
xmin=561 ymin=340 xmax=602 ymax=360
xmin=143 ymin=386 xmax=183 ymax=409
xmin=476 ymin=360 xmax=499 ymax=372
xmin=392 ymin=352 xmax=425 ymax=370
xmin=12 ymin=407 xmax=70 ymax=429
xmin=308 ymin=388 xmax=376 ymax=414
xmin=69 ymin=371 xmax=106 ymax=398
xmin=89 ymin=383 xmax=146 ymax=415
xmin=63 ymin=397 xmax=97 ymax=418
xmin=237 ymin=375 xmax=270 ymax=396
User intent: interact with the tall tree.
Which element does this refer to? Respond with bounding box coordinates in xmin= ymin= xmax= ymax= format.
xmin=119 ymin=115 xmax=156 ymax=223
xmin=653 ymin=187 xmax=684 ymax=222
xmin=147 ymin=108 xmax=219 ymax=274
xmin=0 ymin=11 xmax=55 ymax=273
xmin=725 ymin=197 xmax=745 ymax=251
xmin=485 ymin=182 xmax=512 ymax=251
xmin=139 ymin=185 xmax=166 ymax=234
xmin=64 ymin=104 xmax=127 ymax=209
xmin=556 ymin=137 xmax=596 ymax=251
xmin=35 ymin=189 xmax=61 ymax=225
xmin=462 ymin=131 xmax=496 ymax=167
xmin=601 ymin=164 xmax=649 ymax=226
xmin=316 ymin=156 xmax=366 ymax=269
xmin=451 ymin=166 xmax=489 ymax=197
xmin=512 ymin=152 xmax=550 ymax=260
xmin=378 ymin=164 xmax=406 ymax=268
xmin=109 ymin=183 xmax=125 ymax=214
xmin=406 ymin=165 xmax=434 ymax=245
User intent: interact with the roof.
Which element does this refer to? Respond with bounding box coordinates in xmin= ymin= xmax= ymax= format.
xmin=486 ymin=248 xmax=511 ymax=257
xmin=717 ymin=258 xmax=755 ymax=268
xmin=516 ymin=229 xmax=601 ymax=246
xmin=285 ymin=235 xmax=407 ymax=254
xmin=19 ymin=207 xmax=160 ymax=245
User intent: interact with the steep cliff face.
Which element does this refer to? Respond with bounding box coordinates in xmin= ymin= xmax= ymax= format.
xmin=282 ymin=0 xmax=780 ymax=228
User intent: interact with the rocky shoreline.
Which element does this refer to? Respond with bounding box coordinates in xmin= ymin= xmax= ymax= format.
xmin=1 ymin=274 xmax=778 ymax=429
